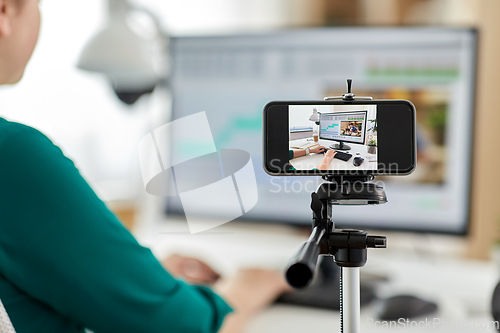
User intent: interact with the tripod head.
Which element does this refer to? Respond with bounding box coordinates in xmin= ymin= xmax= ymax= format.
xmin=285 ymin=175 xmax=387 ymax=289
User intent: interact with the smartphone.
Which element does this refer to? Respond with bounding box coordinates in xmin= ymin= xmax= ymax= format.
xmin=263 ymin=100 xmax=416 ymax=176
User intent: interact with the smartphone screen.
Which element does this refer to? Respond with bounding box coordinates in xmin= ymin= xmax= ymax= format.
xmin=290 ymin=105 xmax=377 ymax=172
xmin=264 ymin=100 xmax=416 ymax=176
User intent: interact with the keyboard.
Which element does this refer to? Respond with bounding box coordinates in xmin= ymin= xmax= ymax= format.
xmin=333 ymin=150 xmax=352 ymax=162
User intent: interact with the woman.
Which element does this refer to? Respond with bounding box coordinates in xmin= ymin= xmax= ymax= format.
xmin=0 ymin=0 xmax=288 ymax=332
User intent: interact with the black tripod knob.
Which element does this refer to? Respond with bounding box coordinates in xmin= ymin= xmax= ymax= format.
xmin=330 ymin=230 xmax=387 ymax=268
xmin=367 ymin=236 xmax=387 ymax=248
xmin=343 ymin=78 xmax=355 ymax=100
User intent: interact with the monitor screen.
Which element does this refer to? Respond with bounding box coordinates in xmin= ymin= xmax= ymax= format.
xmin=166 ymin=27 xmax=477 ymax=234
xmin=319 ymin=111 xmax=367 ymax=145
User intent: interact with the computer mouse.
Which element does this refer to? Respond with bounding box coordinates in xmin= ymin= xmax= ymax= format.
xmin=377 ymin=295 xmax=438 ymax=320
xmin=353 ymin=153 xmax=364 ymax=167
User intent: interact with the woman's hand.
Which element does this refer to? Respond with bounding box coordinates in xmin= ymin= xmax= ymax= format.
xmin=215 ymin=269 xmax=291 ymax=333
xmin=161 ymin=254 xmax=220 ymax=285
xmin=316 ymin=149 xmax=337 ymax=170
xmin=310 ymin=146 xmax=327 ymax=154
xmin=215 ymin=268 xmax=291 ymax=316
xmin=324 ymin=149 xmax=337 ymax=161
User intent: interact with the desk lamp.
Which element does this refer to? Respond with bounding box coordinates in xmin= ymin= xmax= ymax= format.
xmin=77 ymin=0 xmax=167 ymax=105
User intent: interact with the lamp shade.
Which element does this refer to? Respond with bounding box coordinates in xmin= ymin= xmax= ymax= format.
xmin=77 ymin=0 xmax=160 ymax=92
xmin=309 ymin=108 xmax=320 ymax=122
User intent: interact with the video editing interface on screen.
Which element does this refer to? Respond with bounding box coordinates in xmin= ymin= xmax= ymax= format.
xmin=168 ymin=28 xmax=476 ymax=234
xmin=320 ymin=112 xmax=366 ymax=144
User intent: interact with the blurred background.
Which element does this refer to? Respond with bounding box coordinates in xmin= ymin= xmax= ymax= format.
xmin=1 ymin=0 xmax=500 ymax=332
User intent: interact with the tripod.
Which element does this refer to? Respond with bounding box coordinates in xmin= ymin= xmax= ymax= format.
xmin=285 ymin=177 xmax=387 ymax=333
xmin=285 ymin=80 xmax=387 ymax=333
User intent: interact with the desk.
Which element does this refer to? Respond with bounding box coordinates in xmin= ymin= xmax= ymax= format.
xmin=289 ymin=138 xmax=377 ymax=171
xmin=138 ymin=219 xmax=500 ymax=333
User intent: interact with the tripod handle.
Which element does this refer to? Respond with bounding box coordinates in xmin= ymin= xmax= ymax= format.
xmin=285 ymin=226 xmax=325 ymax=288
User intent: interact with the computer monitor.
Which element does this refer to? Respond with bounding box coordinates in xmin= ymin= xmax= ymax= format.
xmin=319 ymin=111 xmax=368 ymax=150
xmin=166 ymin=27 xmax=477 ymax=235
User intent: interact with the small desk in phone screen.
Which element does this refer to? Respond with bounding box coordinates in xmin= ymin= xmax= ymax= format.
xmin=288 ymin=138 xmax=377 ymax=171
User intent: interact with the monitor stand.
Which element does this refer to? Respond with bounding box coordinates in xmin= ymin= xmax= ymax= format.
xmin=276 ymin=256 xmax=378 ymax=310
xmin=330 ymin=142 xmax=351 ymax=150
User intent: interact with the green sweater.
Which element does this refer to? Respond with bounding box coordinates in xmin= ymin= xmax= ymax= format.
xmin=0 ymin=118 xmax=231 ymax=332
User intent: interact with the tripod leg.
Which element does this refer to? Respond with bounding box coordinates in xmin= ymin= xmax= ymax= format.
xmin=340 ymin=267 xmax=360 ymax=333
